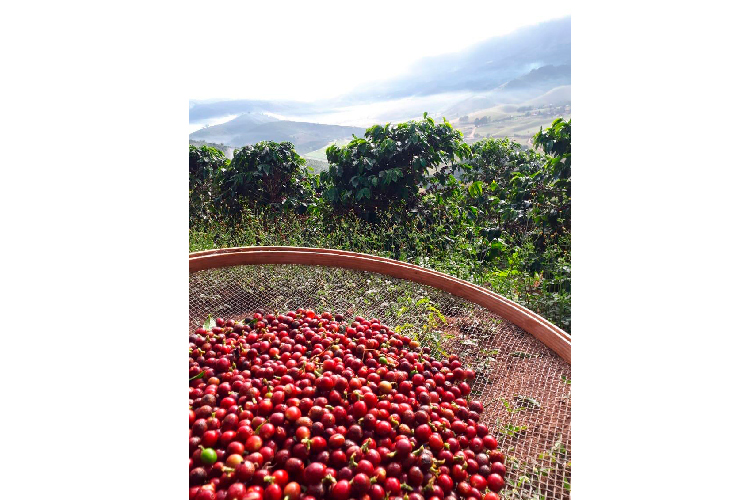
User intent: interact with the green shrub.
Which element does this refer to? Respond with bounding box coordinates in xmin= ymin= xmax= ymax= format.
xmin=214 ymin=141 xmax=313 ymax=217
xmin=189 ymin=145 xmax=229 ymax=221
xmin=321 ymin=114 xmax=469 ymax=219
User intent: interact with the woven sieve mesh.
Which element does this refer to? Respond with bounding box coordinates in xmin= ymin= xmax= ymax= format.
xmin=189 ymin=264 xmax=571 ymax=500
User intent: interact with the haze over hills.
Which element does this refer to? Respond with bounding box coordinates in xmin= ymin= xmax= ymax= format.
xmin=190 ymin=112 xmax=278 ymax=144
xmin=349 ymin=17 xmax=571 ymax=101
xmin=189 ymin=100 xmax=314 ymax=122
xmin=189 ymin=16 xmax=571 ymax=162
xmin=191 ymin=116 xmax=364 ymax=155
xmin=441 ymin=64 xmax=570 ymax=117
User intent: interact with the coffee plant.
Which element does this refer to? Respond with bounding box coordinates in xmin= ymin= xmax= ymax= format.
xmin=214 ymin=141 xmax=314 ymax=217
xmin=190 ymin=145 xmax=230 ymax=221
xmin=321 ymin=114 xmax=469 ymax=219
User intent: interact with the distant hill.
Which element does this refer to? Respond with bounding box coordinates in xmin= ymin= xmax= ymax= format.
xmin=494 ymin=63 xmax=570 ymax=99
xmin=189 ymin=17 xmax=571 ymax=124
xmin=189 ymin=113 xmax=279 ymax=144
xmin=441 ymin=63 xmax=570 ymax=118
xmin=524 ymin=85 xmax=571 ymax=107
xmin=442 ymin=96 xmax=499 ymax=118
xmin=351 ymin=16 xmax=570 ymax=100
xmin=190 ymin=116 xmax=365 ymax=155
xmin=189 ymin=100 xmax=313 ymax=123
xmin=188 ymin=16 xmax=571 ymax=152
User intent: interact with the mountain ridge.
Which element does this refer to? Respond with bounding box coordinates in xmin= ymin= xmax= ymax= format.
xmin=190 ymin=117 xmax=365 ymax=155
xmin=189 ymin=16 xmax=571 ymax=123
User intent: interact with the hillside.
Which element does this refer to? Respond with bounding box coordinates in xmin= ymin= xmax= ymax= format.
xmin=494 ymin=63 xmax=570 ymax=100
xmin=189 ymin=100 xmax=315 ymax=123
xmin=190 ymin=116 xmax=365 ymax=155
xmin=524 ymin=85 xmax=571 ymax=107
xmin=454 ymin=105 xmax=570 ymax=149
xmin=441 ymin=64 xmax=570 ymax=118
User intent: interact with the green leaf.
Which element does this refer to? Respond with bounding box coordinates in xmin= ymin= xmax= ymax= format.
xmin=190 ymin=370 xmax=206 ymax=381
xmin=497 ymin=423 xmax=528 ymax=437
xmin=356 ymin=188 xmax=371 ymax=200
xmin=488 ymin=238 xmax=506 ymax=259
xmin=515 ymin=395 xmax=542 ymax=409
xmin=468 ymin=181 xmax=483 ymax=198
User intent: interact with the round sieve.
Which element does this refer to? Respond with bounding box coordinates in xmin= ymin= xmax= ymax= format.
xmin=190 ymin=247 xmax=571 ymax=500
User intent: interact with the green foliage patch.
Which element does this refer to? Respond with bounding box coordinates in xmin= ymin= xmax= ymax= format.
xmin=321 ymin=114 xmax=469 ymax=218
xmin=188 ymin=117 xmax=572 ymax=332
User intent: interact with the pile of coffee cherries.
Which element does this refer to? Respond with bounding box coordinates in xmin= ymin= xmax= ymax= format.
xmin=189 ymin=310 xmax=506 ymax=500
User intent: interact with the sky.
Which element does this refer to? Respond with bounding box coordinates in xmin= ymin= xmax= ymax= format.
xmin=188 ymin=0 xmax=571 ymax=102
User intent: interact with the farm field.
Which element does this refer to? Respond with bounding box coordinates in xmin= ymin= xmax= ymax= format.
xmin=458 ymin=110 xmax=572 ymax=148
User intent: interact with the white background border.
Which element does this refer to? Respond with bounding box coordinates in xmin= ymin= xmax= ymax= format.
xmin=2 ymin=1 xmax=748 ymax=499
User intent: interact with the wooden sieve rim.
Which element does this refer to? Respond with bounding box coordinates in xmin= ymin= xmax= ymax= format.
xmin=189 ymin=247 xmax=570 ymax=364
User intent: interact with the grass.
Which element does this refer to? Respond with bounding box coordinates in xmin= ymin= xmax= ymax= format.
xmin=189 ymin=209 xmax=571 ymax=333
